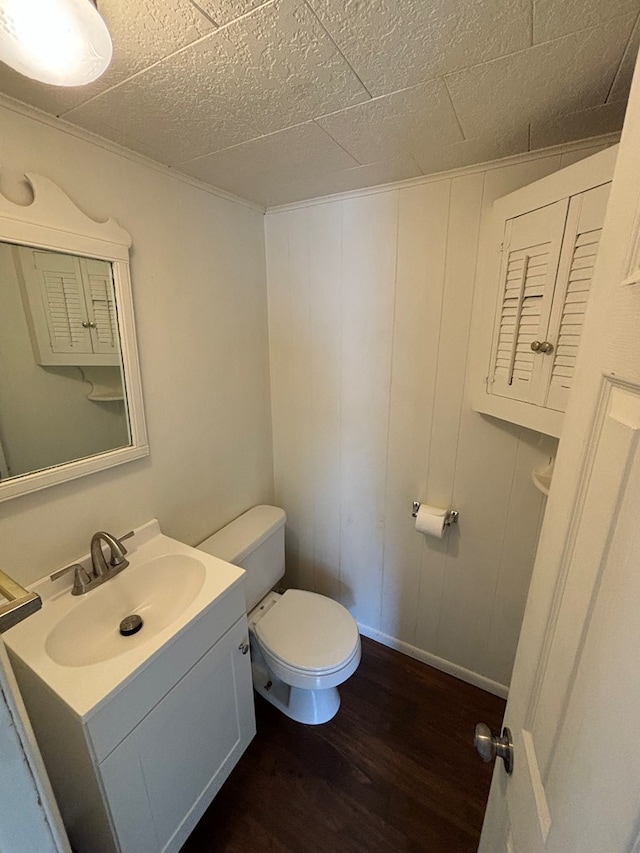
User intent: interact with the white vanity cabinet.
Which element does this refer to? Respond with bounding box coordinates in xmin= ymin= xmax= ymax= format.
xmin=98 ymin=616 xmax=253 ymax=853
xmin=8 ymin=582 xmax=255 ymax=853
xmin=471 ymin=146 xmax=616 ymax=437
xmin=15 ymin=245 xmax=121 ymax=366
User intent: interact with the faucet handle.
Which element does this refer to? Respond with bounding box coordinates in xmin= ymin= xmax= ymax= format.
xmin=50 ymin=563 xmax=92 ymax=595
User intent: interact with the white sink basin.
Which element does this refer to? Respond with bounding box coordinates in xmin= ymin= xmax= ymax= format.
xmin=4 ymin=520 xmax=246 ymax=717
xmin=45 ymin=554 xmax=206 ymax=667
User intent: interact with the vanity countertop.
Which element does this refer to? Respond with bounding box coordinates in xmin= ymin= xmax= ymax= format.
xmin=4 ymin=520 xmax=245 ymax=719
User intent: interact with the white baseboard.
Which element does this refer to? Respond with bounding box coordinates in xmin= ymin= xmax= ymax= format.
xmin=357 ymin=622 xmax=509 ymax=700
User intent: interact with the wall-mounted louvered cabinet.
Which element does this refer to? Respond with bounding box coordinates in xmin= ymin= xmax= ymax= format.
xmin=471 ymin=146 xmax=616 ymax=438
xmin=15 ymin=246 xmax=121 ymax=367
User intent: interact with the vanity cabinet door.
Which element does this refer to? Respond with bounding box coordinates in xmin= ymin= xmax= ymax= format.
xmin=100 ymin=616 xmax=255 ymax=853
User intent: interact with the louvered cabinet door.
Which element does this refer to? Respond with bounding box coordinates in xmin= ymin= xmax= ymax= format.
xmin=22 ymin=249 xmax=94 ymax=361
xmin=543 ymin=184 xmax=610 ymax=412
xmin=489 ymin=199 xmax=569 ymax=404
xmin=81 ymin=258 xmax=121 ymax=359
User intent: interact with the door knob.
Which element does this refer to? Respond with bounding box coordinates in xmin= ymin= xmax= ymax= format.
xmin=530 ymin=340 xmax=541 ymax=352
xmin=474 ymin=723 xmax=514 ymax=774
xmin=539 ymin=341 xmax=553 ymax=353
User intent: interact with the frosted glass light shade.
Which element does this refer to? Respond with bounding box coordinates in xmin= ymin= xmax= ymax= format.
xmin=0 ymin=0 xmax=112 ymax=86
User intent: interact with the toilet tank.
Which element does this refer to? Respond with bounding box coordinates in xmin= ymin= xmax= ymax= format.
xmin=198 ymin=506 xmax=286 ymax=611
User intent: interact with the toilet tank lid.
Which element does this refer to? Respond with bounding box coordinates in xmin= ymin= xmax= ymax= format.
xmin=198 ymin=505 xmax=286 ymax=564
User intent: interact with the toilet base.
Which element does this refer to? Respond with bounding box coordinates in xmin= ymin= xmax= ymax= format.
xmin=251 ymin=660 xmax=341 ymax=725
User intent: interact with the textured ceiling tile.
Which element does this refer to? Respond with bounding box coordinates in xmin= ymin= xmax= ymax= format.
xmin=192 ymin=0 xmax=369 ymax=132
xmin=262 ymin=158 xmax=421 ymax=207
xmin=306 ymin=0 xmax=532 ymax=96
xmin=64 ymin=51 xmax=260 ymax=165
xmin=446 ymin=17 xmax=635 ymax=139
xmin=413 ymin=128 xmax=529 ymax=175
xmin=177 ymin=121 xmax=359 ymax=197
xmin=0 ymin=0 xmax=215 ymax=117
xmin=317 ymin=80 xmax=463 ymax=165
xmin=530 ymin=101 xmax=627 ymax=149
xmin=192 ymin=0 xmax=271 ymax=26
xmin=608 ymin=14 xmax=640 ymax=103
xmin=533 ymin=0 xmax=640 ymax=43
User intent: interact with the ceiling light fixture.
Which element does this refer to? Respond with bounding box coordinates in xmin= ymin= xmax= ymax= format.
xmin=0 ymin=0 xmax=112 ymax=87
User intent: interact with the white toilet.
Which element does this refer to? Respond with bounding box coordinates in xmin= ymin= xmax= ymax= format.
xmin=198 ymin=505 xmax=361 ymax=725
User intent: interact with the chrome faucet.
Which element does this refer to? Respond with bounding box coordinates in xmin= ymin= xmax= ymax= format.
xmin=91 ymin=531 xmax=129 ymax=577
xmin=50 ymin=530 xmax=134 ymax=595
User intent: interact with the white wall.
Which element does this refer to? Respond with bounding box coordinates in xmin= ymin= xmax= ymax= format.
xmin=265 ymin=141 xmax=610 ymax=693
xmin=0 ymin=102 xmax=274 ymax=587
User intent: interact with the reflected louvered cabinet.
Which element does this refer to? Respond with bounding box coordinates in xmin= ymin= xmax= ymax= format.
xmin=471 ymin=146 xmax=615 ymax=438
xmin=15 ymin=246 xmax=121 ymax=366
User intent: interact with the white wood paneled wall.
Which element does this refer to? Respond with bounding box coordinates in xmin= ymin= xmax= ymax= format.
xmin=265 ymin=144 xmax=607 ymax=694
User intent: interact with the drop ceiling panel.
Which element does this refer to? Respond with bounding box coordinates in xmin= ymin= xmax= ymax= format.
xmin=446 ymin=16 xmax=634 ymax=139
xmin=317 ymin=79 xmax=463 ymax=165
xmin=530 ymin=101 xmax=628 ymax=148
xmin=412 ymin=129 xmax=530 ymax=176
xmin=183 ymin=0 xmax=370 ymax=134
xmin=608 ymin=14 xmax=640 ymax=103
xmin=262 ymin=157 xmax=422 ymax=207
xmin=179 ymin=121 xmax=359 ymax=199
xmin=65 ymin=49 xmax=260 ymax=165
xmin=306 ymin=0 xmax=532 ymax=96
xmin=533 ymin=0 xmax=640 ymax=42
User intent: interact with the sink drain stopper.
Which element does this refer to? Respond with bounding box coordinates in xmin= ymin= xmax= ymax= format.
xmin=119 ymin=614 xmax=143 ymax=636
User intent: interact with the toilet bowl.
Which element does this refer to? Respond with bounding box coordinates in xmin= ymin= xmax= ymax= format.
xmin=198 ymin=506 xmax=361 ymax=724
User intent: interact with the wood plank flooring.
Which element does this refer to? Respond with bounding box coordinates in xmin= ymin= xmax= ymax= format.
xmin=180 ymin=637 xmax=505 ymax=852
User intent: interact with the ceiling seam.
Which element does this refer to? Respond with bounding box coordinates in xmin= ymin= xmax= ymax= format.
xmin=442 ymin=11 xmax=638 ymax=85
xmin=59 ymin=0 xmax=280 ymax=119
xmin=604 ymin=10 xmax=640 ymax=104
xmin=442 ymin=76 xmax=466 ymax=142
xmin=311 ymin=119 xmax=364 ymax=166
xmin=187 ymin=0 xmax=220 ymax=27
xmin=531 ymin=9 xmax=637 ymax=48
xmin=301 ymin=0 xmax=374 ymax=100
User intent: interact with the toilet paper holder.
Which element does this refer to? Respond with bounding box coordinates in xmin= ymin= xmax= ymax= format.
xmin=412 ymin=502 xmax=459 ymax=526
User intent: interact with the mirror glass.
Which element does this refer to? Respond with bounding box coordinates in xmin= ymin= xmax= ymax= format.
xmin=0 ymin=241 xmax=131 ymax=482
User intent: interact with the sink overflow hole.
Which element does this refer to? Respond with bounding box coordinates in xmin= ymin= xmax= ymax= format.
xmin=120 ymin=614 xmax=143 ymax=636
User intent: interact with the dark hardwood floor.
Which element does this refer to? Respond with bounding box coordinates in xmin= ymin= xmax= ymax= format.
xmin=181 ymin=637 xmax=505 ymax=853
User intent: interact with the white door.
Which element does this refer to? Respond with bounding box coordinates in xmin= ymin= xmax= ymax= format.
xmin=0 ymin=640 xmax=70 ymax=853
xmin=478 ymin=48 xmax=640 ymax=853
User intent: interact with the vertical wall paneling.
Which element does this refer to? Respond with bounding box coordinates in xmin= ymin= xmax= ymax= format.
xmin=415 ymin=172 xmax=486 ymax=655
xmin=484 ymin=430 xmax=555 ymax=686
xmin=307 ymin=202 xmax=343 ymax=601
xmin=266 ymin=146 xmax=601 ymax=691
xmin=266 ymin=212 xmax=314 ymax=591
xmin=380 ymin=180 xmax=451 ymax=644
xmin=339 ymin=192 xmax=399 ymax=626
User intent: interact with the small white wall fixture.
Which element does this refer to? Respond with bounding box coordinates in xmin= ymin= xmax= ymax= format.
xmin=0 ymin=174 xmax=148 ymax=501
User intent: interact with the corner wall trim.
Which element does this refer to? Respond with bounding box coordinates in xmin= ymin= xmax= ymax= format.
xmin=357 ymin=622 xmax=509 ymax=700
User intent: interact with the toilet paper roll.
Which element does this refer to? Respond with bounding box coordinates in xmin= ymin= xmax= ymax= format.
xmin=414 ymin=504 xmax=448 ymax=539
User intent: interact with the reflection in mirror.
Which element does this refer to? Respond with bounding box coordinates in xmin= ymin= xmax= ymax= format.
xmin=0 ymin=173 xmax=147 ymax=503
xmin=0 ymin=242 xmax=131 ymax=481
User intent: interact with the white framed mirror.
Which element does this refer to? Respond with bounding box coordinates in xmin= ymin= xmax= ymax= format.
xmin=0 ymin=174 xmax=148 ymax=502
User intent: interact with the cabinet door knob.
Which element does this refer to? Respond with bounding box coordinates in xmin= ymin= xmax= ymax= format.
xmin=239 ymin=641 xmax=249 ymax=655
xmin=530 ymin=340 xmax=541 ymax=352
xmin=540 ymin=341 xmax=554 ymax=354
xmin=82 ymin=321 xmax=90 ymax=328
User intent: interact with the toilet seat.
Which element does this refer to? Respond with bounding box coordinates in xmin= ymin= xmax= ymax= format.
xmin=254 ymin=589 xmax=360 ymax=675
